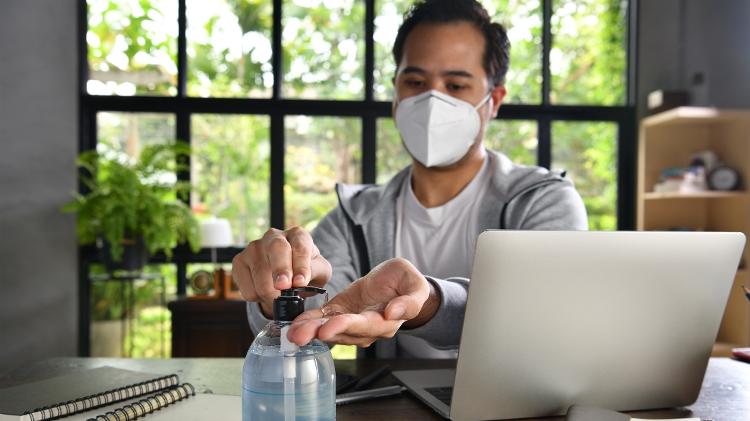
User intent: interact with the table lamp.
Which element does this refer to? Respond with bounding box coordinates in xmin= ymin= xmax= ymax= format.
xmin=196 ymin=217 xmax=233 ymax=298
xmin=200 ymin=216 xmax=233 ymax=264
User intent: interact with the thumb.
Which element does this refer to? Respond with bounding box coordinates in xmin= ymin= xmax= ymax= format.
xmin=384 ymin=294 xmax=425 ymax=321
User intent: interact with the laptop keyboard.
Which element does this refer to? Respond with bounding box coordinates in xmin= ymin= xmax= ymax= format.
xmin=425 ymin=386 xmax=453 ymax=406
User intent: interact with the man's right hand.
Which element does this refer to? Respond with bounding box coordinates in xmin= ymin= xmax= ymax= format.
xmin=232 ymin=227 xmax=333 ymax=318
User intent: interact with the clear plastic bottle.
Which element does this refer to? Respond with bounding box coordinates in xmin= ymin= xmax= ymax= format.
xmin=242 ymin=287 xmax=336 ymax=421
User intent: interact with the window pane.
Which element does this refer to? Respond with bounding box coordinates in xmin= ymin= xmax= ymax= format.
xmin=374 ymin=0 xmax=411 ymax=101
xmin=485 ymin=119 xmax=537 ymax=165
xmin=90 ymin=264 xmax=176 ymax=358
xmin=191 ymin=114 xmax=271 ymax=245
xmin=186 ymin=0 xmax=273 ymax=98
xmin=375 ymin=0 xmax=542 ymax=104
xmin=87 ymin=0 xmax=178 ymax=96
xmin=484 ymin=0 xmax=543 ymax=104
xmin=376 ymin=118 xmax=411 ymax=184
xmin=550 ymin=0 xmax=627 ymax=105
xmin=285 ymin=116 xmax=362 ymax=230
xmin=97 ymin=112 xmax=176 ymax=159
xmin=282 ymin=0 xmax=365 ymax=99
xmin=552 ymin=121 xmax=617 ymax=230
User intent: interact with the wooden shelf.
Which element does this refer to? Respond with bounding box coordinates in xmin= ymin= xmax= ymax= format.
xmin=639 ymin=107 xmax=750 ymax=349
xmin=643 ymin=191 xmax=747 ymax=200
xmin=642 ymin=106 xmax=750 ymax=128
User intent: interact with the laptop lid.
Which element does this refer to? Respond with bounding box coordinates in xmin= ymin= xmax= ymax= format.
xmin=449 ymin=230 xmax=744 ymax=421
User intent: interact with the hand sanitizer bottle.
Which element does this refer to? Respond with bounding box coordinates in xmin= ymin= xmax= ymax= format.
xmin=242 ymin=286 xmax=336 ymax=421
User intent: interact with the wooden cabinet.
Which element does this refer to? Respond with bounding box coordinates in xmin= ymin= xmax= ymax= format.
xmin=168 ymin=298 xmax=253 ymax=357
xmin=638 ymin=107 xmax=750 ymax=351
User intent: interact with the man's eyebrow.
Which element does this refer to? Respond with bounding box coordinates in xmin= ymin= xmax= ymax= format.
xmin=442 ymin=70 xmax=474 ymax=79
xmin=400 ymin=67 xmax=475 ymax=79
xmin=401 ymin=66 xmax=426 ymax=75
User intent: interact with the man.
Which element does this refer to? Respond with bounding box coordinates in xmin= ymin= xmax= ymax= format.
xmin=232 ymin=0 xmax=587 ymax=358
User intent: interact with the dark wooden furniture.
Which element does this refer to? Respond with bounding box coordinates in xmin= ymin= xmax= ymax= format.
xmin=1 ymin=357 xmax=747 ymax=420
xmin=167 ymin=298 xmax=253 ymax=357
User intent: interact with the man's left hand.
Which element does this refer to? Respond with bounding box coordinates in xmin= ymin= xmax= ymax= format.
xmin=286 ymin=257 xmax=439 ymax=348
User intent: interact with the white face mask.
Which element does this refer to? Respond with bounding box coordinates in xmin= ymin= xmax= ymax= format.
xmin=395 ymin=89 xmax=491 ymax=168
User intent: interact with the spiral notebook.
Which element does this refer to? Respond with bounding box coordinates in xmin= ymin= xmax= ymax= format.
xmin=0 ymin=366 xmax=240 ymax=421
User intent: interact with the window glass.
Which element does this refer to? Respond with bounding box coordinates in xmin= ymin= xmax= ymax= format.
xmin=191 ymin=114 xmax=271 ymax=245
xmin=87 ymin=0 xmax=178 ymax=96
xmin=285 ymin=116 xmax=362 ymax=230
xmin=485 ymin=119 xmax=537 ymax=166
xmin=550 ymin=0 xmax=627 ymax=105
xmin=283 ymin=0 xmax=365 ymax=99
xmin=484 ymin=0 xmax=543 ymax=104
xmin=376 ymin=118 xmax=411 ymax=184
xmin=373 ymin=0 xmax=411 ymax=101
xmin=97 ymin=112 xmax=176 ymax=159
xmin=186 ymin=0 xmax=273 ymax=97
xmin=552 ymin=121 xmax=617 ymax=230
xmin=90 ymin=264 xmax=176 ymax=358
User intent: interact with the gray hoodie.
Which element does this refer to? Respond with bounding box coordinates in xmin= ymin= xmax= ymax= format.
xmin=246 ymin=150 xmax=588 ymax=357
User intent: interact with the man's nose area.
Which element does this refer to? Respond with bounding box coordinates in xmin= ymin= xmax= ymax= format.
xmin=427 ymin=79 xmax=448 ymax=95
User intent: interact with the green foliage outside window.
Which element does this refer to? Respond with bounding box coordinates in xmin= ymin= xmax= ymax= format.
xmin=191 ymin=114 xmax=271 ymax=245
xmin=87 ymin=0 xmax=177 ymax=95
xmin=187 ymin=0 xmax=273 ymax=97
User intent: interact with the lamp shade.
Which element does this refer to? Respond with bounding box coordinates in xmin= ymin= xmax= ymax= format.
xmin=200 ymin=217 xmax=233 ymax=248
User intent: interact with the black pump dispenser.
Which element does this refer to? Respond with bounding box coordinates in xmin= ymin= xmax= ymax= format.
xmin=273 ymin=286 xmax=327 ymax=321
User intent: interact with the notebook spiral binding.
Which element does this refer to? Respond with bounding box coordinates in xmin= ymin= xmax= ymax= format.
xmin=22 ymin=374 xmax=179 ymax=421
xmin=87 ymin=383 xmax=195 ymax=421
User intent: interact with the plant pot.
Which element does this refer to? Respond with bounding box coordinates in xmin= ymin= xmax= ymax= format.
xmin=101 ymin=237 xmax=149 ymax=273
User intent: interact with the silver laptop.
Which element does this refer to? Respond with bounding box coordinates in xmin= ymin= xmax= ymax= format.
xmin=392 ymin=230 xmax=744 ymax=421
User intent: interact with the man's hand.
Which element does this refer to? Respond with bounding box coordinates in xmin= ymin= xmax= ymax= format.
xmin=232 ymin=227 xmax=333 ymax=318
xmin=286 ymin=258 xmax=440 ymax=348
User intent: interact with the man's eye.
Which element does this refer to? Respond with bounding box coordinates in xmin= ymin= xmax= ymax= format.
xmin=405 ymin=80 xmax=424 ymax=87
xmin=447 ymin=84 xmax=466 ymax=91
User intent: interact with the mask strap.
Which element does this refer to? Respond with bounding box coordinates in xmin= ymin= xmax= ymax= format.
xmin=474 ymin=92 xmax=492 ymax=110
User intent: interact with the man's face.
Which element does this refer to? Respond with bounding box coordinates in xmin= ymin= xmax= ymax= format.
xmin=392 ymin=21 xmax=506 ymax=158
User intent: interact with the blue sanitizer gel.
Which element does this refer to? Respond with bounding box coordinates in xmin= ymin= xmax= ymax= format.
xmin=242 ymin=287 xmax=336 ymax=421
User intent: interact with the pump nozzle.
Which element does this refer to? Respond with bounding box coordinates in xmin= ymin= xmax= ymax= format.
xmin=273 ymin=286 xmax=327 ymax=321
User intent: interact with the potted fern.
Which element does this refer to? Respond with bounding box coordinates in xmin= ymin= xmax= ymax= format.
xmin=64 ymin=142 xmax=200 ymax=272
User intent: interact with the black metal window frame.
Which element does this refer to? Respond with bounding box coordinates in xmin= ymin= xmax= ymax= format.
xmin=77 ymin=0 xmax=638 ymax=355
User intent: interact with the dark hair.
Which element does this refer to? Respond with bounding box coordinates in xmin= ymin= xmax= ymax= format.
xmin=392 ymin=0 xmax=511 ymax=87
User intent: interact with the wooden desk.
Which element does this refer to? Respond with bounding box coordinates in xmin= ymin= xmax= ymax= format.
xmin=0 ymin=358 xmax=747 ymax=420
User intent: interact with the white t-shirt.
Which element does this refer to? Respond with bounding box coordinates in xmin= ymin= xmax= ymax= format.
xmin=395 ymin=156 xmax=493 ymax=357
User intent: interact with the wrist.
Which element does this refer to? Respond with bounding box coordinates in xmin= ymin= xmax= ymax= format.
xmin=403 ymin=277 xmax=440 ymax=329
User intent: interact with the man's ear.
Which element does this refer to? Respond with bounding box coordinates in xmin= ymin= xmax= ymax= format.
xmin=489 ymin=85 xmax=506 ymax=118
xmin=391 ymin=76 xmax=398 ymax=119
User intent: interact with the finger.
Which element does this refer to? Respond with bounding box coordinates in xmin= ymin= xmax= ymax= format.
xmin=309 ymin=255 xmax=332 ymax=286
xmin=294 ymin=307 xmax=325 ymax=322
xmin=383 ymin=294 xmax=424 ymax=321
xmin=318 ymin=312 xmax=402 ymax=341
xmin=232 ymin=246 xmax=257 ymax=301
xmin=250 ymin=252 xmax=280 ymax=303
xmin=262 ymin=228 xmax=293 ymax=289
xmin=286 ymin=227 xmax=313 ymax=286
xmin=286 ymin=318 xmax=326 ymax=346
xmin=251 ymin=266 xmax=281 ymax=302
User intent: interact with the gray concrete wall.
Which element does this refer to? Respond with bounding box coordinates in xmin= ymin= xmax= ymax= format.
xmin=636 ymin=0 xmax=683 ymax=119
xmin=0 ymin=0 xmax=79 ymax=373
xmin=637 ymin=0 xmax=750 ymax=117
xmin=683 ymin=0 xmax=750 ymax=108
